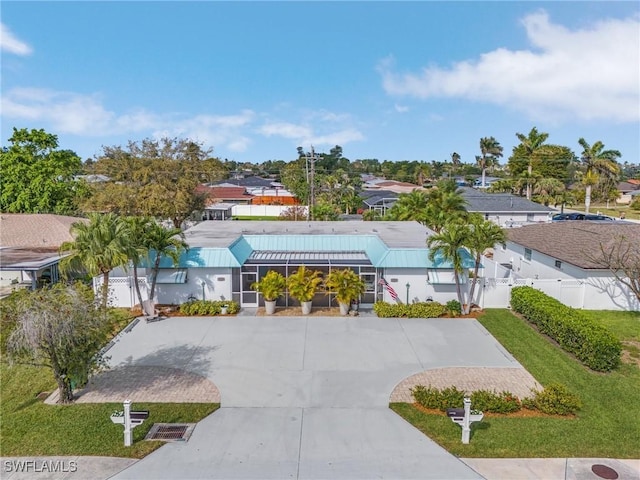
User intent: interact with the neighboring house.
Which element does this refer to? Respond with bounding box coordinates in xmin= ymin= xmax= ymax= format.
xmin=616 ymin=180 xmax=640 ymax=205
xmin=360 ymin=190 xmax=399 ymax=216
xmin=362 ymin=179 xmax=425 ymax=194
xmin=102 ymin=221 xmax=474 ymax=309
xmin=460 ymin=188 xmax=554 ymax=227
xmin=491 ymin=222 xmax=640 ymax=310
xmin=0 ymin=214 xmax=86 ymax=295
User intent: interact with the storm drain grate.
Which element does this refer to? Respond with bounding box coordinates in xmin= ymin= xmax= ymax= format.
xmin=145 ymin=423 xmax=196 ymax=442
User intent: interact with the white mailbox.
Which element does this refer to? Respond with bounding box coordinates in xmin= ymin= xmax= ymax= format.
xmin=446 ymin=397 xmax=483 ymax=444
xmin=110 ymin=400 xmax=149 ymax=446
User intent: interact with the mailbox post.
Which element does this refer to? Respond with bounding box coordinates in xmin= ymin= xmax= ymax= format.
xmin=446 ymin=397 xmax=483 ymax=444
xmin=110 ymin=400 xmax=149 ymax=447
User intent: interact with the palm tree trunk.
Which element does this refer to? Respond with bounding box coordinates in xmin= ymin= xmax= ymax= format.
xmin=132 ymin=264 xmax=144 ymax=310
xmin=481 ymin=167 xmax=486 ymax=188
xmin=101 ymin=271 xmax=110 ymax=309
xmin=526 ymin=163 xmax=532 ymax=200
xmin=468 ymin=256 xmax=481 ymax=308
xmin=149 ymin=257 xmax=160 ymax=302
xmin=585 ymin=185 xmax=592 ymax=214
xmin=454 ymin=273 xmax=464 ymax=315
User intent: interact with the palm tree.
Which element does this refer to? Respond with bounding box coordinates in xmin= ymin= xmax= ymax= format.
xmin=121 ymin=216 xmax=155 ymax=310
xmin=478 ymin=137 xmax=503 ymax=188
xmin=464 ymin=215 xmax=506 ymax=311
xmin=146 ymin=223 xmax=189 ymax=304
xmin=424 ymin=181 xmax=467 ymax=232
xmin=578 ymin=138 xmax=621 ymax=213
xmin=515 ymin=127 xmax=549 ymax=200
xmin=450 ymin=152 xmax=461 ymax=174
xmin=59 ymin=213 xmax=130 ymax=309
xmin=427 ymin=222 xmax=471 ymax=314
xmin=532 ymin=178 xmax=566 ymax=206
xmin=385 ymin=190 xmax=429 ymax=223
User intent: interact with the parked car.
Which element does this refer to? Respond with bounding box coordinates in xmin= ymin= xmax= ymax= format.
xmin=552 ymin=213 xmax=613 ymax=222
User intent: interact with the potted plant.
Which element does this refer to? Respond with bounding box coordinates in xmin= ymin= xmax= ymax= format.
xmin=286 ymin=266 xmax=323 ymax=315
xmin=251 ymin=270 xmax=286 ymax=315
xmin=325 ymin=268 xmax=365 ymax=315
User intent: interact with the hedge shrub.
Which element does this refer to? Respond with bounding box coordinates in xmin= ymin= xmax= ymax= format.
xmin=411 ymin=383 xmax=580 ymax=416
xmin=510 ymin=286 xmax=621 ymax=372
xmin=179 ymin=300 xmax=239 ymax=316
xmin=373 ymin=301 xmax=446 ymax=318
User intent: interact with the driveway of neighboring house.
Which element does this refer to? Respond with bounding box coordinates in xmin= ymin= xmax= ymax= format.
xmin=102 ymin=315 xmax=530 ymax=480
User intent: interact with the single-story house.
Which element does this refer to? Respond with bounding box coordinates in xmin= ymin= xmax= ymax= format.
xmin=0 ymin=214 xmax=86 ymax=295
xmin=360 ymin=190 xmax=399 ymax=216
xmin=460 ymin=188 xmax=554 ymax=227
xmin=103 ymin=221 xmax=474 ymax=309
xmin=616 ymin=180 xmax=640 ymax=204
xmin=491 ymin=222 xmax=640 ymax=311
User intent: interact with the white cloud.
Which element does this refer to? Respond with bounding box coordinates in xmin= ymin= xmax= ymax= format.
xmin=304 ymin=128 xmax=365 ymax=147
xmin=394 ymin=104 xmax=409 ymax=113
xmin=0 ymin=23 xmax=32 ymax=55
xmin=379 ymin=11 xmax=640 ymax=122
xmin=259 ymin=122 xmax=312 ymax=139
xmin=1 ymin=87 xmax=257 ymax=152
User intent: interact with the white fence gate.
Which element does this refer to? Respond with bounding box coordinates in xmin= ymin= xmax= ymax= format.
xmin=94 ymin=276 xmax=149 ymax=308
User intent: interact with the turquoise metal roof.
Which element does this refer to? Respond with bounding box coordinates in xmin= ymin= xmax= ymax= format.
xmin=151 ymin=248 xmax=241 ymax=268
xmin=148 ymin=233 xmax=474 ymax=270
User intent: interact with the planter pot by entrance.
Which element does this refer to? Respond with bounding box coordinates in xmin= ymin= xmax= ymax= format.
xmin=339 ymin=302 xmax=350 ymax=316
xmin=265 ymin=300 xmax=276 ymax=315
xmin=301 ymin=301 xmax=312 ymax=315
xmin=220 ymin=306 xmax=229 ymax=315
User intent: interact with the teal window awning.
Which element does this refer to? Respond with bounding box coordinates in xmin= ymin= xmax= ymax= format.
xmin=152 ymin=269 xmax=188 ymax=284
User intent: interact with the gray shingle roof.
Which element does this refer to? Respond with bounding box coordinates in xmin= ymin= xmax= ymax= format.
xmin=461 ymin=188 xmax=553 ymax=213
xmin=505 ymin=222 xmax=640 ymax=269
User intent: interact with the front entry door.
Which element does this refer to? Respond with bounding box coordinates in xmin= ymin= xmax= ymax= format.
xmin=241 ymin=271 xmax=258 ymax=307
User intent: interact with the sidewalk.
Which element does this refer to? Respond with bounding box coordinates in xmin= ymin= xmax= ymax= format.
xmin=1 ymin=455 xmax=637 ymax=479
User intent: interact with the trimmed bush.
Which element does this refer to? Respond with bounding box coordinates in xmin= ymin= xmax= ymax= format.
xmin=510 ymin=286 xmax=621 ymax=372
xmin=179 ymin=300 xmax=239 ymax=316
xmin=522 ymin=383 xmax=582 ymax=415
xmin=470 ymin=389 xmax=521 ymax=414
xmin=374 ymin=301 xmax=446 ymax=318
xmin=445 ymin=300 xmax=461 ymax=317
xmin=411 ymin=385 xmax=466 ymax=411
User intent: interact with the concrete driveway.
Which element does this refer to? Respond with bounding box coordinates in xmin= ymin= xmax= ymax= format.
xmin=107 ymin=315 xmax=525 ymax=480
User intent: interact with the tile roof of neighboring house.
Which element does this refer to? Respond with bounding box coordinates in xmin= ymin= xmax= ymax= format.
xmin=0 ymin=214 xmax=87 ymax=249
xmin=460 ymin=188 xmax=553 ymax=213
xmin=197 ymin=185 xmax=254 ymax=204
xmin=627 ymin=179 xmax=640 ymax=185
xmin=505 ymin=222 xmax=640 ymax=269
xmin=617 ymin=181 xmax=640 ymax=192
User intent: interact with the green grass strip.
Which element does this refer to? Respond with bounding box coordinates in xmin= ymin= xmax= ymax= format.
xmin=391 ymin=309 xmax=640 ymax=458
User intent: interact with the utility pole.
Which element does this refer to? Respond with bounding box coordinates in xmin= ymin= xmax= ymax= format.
xmin=304 ymin=146 xmax=318 ymax=221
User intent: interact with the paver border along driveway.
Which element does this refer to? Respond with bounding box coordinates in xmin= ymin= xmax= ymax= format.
xmin=106 ymin=315 xmax=532 ymax=480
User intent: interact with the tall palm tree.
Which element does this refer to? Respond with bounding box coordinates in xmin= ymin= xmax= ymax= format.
xmin=146 ymin=223 xmax=189 ymax=304
xmin=121 ymin=216 xmax=155 ymax=310
xmin=450 ymin=152 xmax=461 ymax=174
xmin=59 ymin=213 xmax=130 ymax=309
xmin=515 ymin=127 xmax=549 ymax=200
xmin=464 ymin=215 xmax=506 ymax=311
xmin=478 ymin=137 xmax=503 ymax=188
xmin=427 ymin=222 xmax=471 ymax=313
xmin=578 ymin=138 xmax=621 ymax=213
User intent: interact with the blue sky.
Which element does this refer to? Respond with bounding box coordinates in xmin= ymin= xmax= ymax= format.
xmin=2 ymin=2 xmax=639 ymax=166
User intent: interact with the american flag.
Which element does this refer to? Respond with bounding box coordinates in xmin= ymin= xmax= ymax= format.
xmin=379 ymin=278 xmax=401 ymax=303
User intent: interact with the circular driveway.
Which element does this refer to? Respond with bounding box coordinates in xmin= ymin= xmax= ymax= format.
xmin=105 ymin=315 xmax=533 ymax=480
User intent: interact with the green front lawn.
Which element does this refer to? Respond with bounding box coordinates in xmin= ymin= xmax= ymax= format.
xmin=0 ymin=363 xmax=218 ymax=458
xmin=391 ymin=309 xmax=640 ymax=458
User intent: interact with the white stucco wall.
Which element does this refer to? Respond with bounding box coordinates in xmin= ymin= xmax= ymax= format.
xmin=150 ymin=267 xmax=233 ymax=305
xmin=383 ymin=268 xmax=462 ymax=305
xmin=492 ymin=242 xmax=639 ymax=310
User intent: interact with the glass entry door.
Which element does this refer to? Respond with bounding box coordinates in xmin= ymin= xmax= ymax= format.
xmin=241 ymin=271 xmax=258 ymax=307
